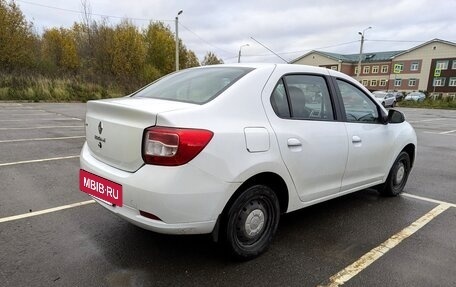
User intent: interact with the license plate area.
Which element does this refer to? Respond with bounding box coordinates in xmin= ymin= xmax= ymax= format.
xmin=79 ymin=169 xmax=123 ymax=207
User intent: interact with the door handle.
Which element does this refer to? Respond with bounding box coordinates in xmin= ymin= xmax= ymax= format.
xmin=287 ymin=138 xmax=302 ymax=147
xmin=352 ymin=136 xmax=362 ymax=143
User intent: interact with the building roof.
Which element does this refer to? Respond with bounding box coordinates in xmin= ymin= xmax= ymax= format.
xmin=291 ymin=38 xmax=456 ymax=64
xmin=292 ymin=50 xmax=404 ymax=63
xmin=392 ymin=38 xmax=456 ymax=58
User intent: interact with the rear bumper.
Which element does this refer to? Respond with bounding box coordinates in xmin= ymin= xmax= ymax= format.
xmin=80 ymin=142 xmax=240 ymax=235
xmin=93 ymin=199 xmax=217 ymax=234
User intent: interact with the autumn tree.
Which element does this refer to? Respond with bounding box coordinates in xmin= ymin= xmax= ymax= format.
xmin=110 ymin=20 xmax=146 ymax=88
xmin=201 ymin=52 xmax=224 ymax=66
xmin=41 ymin=28 xmax=80 ymax=73
xmin=0 ymin=0 xmax=38 ymax=71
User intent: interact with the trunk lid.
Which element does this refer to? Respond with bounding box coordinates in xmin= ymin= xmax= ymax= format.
xmin=85 ymin=97 xmax=196 ymax=172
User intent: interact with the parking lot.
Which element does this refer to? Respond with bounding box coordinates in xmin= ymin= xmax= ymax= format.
xmin=0 ymin=103 xmax=455 ymax=287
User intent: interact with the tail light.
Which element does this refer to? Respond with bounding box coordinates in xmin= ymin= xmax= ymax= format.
xmin=142 ymin=127 xmax=213 ymax=166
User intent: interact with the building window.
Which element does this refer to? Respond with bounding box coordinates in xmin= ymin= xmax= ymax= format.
xmin=363 ymin=66 xmax=370 ymax=74
xmin=410 ymin=62 xmax=419 ymax=71
xmin=381 ymin=65 xmax=388 ymax=73
xmin=394 ymin=79 xmax=402 ymax=87
xmin=372 ymin=66 xmax=379 ymax=73
xmin=393 ymin=63 xmax=404 ymax=73
xmin=362 ymin=79 xmax=369 ymax=86
xmin=433 ymin=77 xmax=446 ymax=86
xmin=408 ymin=79 xmax=417 ymax=86
xmin=452 ymin=60 xmax=456 ymax=69
xmin=331 ymin=66 xmax=338 ymax=70
xmin=449 ymin=77 xmax=456 ymax=86
xmin=436 ymin=60 xmax=449 ymax=70
xmin=371 ymin=80 xmax=377 ymax=86
xmin=354 ymin=67 xmax=359 ymax=75
xmin=380 ymin=79 xmax=387 ymax=86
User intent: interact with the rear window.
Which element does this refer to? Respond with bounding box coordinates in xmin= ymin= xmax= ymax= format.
xmin=133 ymin=67 xmax=254 ymax=104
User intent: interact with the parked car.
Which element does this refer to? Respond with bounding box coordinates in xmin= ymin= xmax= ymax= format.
xmin=372 ymin=91 xmax=396 ymax=107
xmin=391 ymin=91 xmax=405 ymax=101
xmin=404 ymin=91 xmax=426 ymax=102
xmin=79 ymin=64 xmax=417 ymax=260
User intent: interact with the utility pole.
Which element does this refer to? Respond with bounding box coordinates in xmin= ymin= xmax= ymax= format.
xmin=357 ymin=26 xmax=371 ymax=80
xmin=175 ymin=10 xmax=183 ymax=71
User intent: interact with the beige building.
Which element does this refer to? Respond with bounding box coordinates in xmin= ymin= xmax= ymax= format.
xmin=291 ymin=39 xmax=456 ymax=97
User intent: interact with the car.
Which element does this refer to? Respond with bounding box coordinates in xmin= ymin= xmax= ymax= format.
xmin=391 ymin=91 xmax=405 ymax=101
xmin=372 ymin=91 xmax=396 ymax=107
xmin=79 ymin=64 xmax=417 ymax=260
xmin=404 ymin=91 xmax=426 ymax=102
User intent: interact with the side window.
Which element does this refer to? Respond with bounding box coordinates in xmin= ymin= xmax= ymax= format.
xmin=270 ymin=79 xmax=290 ymax=118
xmin=271 ymin=75 xmax=335 ymax=121
xmin=284 ymin=75 xmax=334 ymax=120
xmin=336 ymin=79 xmax=379 ymax=123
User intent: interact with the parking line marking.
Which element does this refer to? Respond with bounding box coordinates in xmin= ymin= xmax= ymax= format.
xmin=439 ymin=129 xmax=456 ymax=134
xmin=0 ymin=125 xmax=84 ymax=130
xmin=422 ymin=131 xmax=456 ymax=136
xmin=0 ymin=200 xmax=95 ymax=223
xmin=408 ymin=118 xmax=444 ymax=123
xmin=0 ymin=136 xmax=85 ymax=143
xmin=0 ymin=113 xmax=54 ymax=116
xmin=0 ymin=155 xmax=79 ymax=167
xmin=403 ymin=193 xmax=456 ymax=208
xmin=319 ymin=204 xmax=451 ymax=287
xmin=0 ymin=118 xmax=82 ymax=122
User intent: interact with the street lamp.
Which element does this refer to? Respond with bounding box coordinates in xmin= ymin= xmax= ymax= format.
xmin=238 ymin=44 xmax=249 ymax=63
xmin=356 ymin=26 xmax=372 ymax=79
xmin=175 ymin=10 xmax=183 ymax=71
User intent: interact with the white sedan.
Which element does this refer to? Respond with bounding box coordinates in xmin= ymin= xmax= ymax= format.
xmin=80 ymin=64 xmax=417 ymax=260
xmin=372 ymin=91 xmax=396 ymax=107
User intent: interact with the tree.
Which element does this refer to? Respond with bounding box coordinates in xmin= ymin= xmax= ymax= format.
xmin=143 ymin=22 xmax=175 ymax=76
xmin=0 ymin=0 xmax=38 ymax=71
xmin=41 ymin=28 xmax=80 ymax=73
xmin=201 ymin=52 xmax=224 ymax=66
xmin=111 ymin=20 xmax=146 ymax=88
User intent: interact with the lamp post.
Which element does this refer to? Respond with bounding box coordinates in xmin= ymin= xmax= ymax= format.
xmin=238 ymin=44 xmax=249 ymax=63
xmin=356 ymin=26 xmax=371 ymax=79
xmin=175 ymin=10 xmax=183 ymax=71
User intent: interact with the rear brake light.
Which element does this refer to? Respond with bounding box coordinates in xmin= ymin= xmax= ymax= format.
xmin=143 ymin=127 xmax=213 ymax=166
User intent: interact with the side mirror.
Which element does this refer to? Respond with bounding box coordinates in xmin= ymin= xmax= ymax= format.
xmin=388 ymin=109 xmax=405 ymax=124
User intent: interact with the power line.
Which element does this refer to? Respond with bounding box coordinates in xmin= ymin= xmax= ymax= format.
xmin=366 ymin=39 xmax=427 ymax=43
xmin=223 ymin=40 xmax=360 ymax=61
xmin=179 ymin=22 xmax=236 ymax=57
xmin=16 ymin=0 xmax=173 ymax=22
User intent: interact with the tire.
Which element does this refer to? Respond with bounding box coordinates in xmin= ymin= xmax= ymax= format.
xmin=223 ymin=185 xmax=280 ymax=260
xmin=377 ymin=151 xmax=411 ymax=196
xmin=382 ymin=102 xmax=386 ymax=107
xmin=392 ymin=101 xmax=396 ymax=107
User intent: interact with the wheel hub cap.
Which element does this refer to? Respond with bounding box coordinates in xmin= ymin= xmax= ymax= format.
xmin=395 ymin=164 xmax=405 ymax=184
xmin=245 ymin=209 xmax=265 ymax=237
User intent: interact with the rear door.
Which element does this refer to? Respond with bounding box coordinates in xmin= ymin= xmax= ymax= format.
xmin=266 ymin=73 xmax=349 ymax=203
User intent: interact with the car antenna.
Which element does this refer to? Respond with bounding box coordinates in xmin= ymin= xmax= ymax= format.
xmin=250 ymin=36 xmax=288 ymax=63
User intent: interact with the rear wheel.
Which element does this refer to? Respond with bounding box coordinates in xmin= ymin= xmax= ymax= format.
xmin=223 ymin=185 xmax=280 ymax=260
xmin=377 ymin=151 xmax=411 ymax=196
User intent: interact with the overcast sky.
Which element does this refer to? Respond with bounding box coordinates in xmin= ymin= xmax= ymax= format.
xmin=16 ymin=0 xmax=456 ymax=63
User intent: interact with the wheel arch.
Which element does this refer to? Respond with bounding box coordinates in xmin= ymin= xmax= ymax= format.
xmin=212 ymin=172 xmax=289 ymax=242
xmin=402 ymin=143 xmax=416 ymax=168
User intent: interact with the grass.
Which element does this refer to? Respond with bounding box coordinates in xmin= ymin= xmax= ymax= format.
xmin=397 ymin=98 xmax=456 ymax=110
xmin=0 ymin=74 xmax=124 ymax=102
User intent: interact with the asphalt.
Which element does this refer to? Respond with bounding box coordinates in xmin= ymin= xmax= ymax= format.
xmin=0 ymin=103 xmax=455 ymax=287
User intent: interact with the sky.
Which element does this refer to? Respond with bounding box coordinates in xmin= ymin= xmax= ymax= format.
xmin=15 ymin=0 xmax=456 ymax=63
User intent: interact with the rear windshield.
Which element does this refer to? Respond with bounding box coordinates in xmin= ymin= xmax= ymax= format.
xmin=133 ymin=67 xmax=254 ymax=104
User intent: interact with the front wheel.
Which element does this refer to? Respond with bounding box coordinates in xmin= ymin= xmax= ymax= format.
xmin=223 ymin=185 xmax=280 ymax=260
xmin=377 ymin=151 xmax=411 ymax=196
